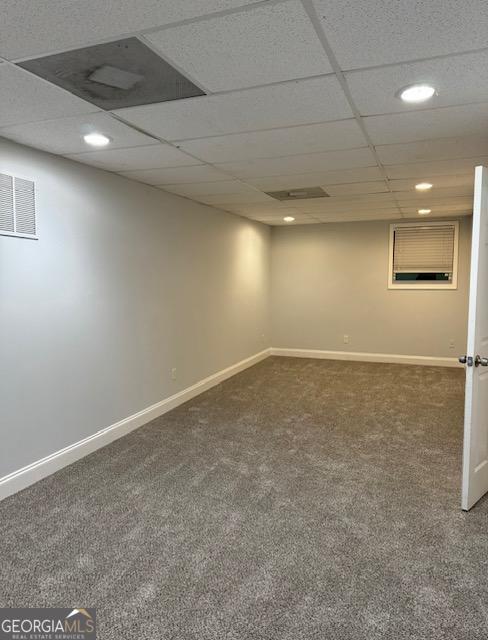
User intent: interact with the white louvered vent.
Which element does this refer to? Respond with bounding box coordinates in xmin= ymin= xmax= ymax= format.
xmin=0 ymin=172 xmax=37 ymax=238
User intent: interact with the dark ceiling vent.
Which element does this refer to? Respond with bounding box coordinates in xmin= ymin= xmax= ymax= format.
xmin=18 ymin=37 xmax=205 ymax=110
xmin=266 ymin=187 xmax=329 ymax=201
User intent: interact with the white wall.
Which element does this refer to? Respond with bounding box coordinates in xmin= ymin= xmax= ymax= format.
xmin=271 ymin=218 xmax=471 ymax=358
xmin=0 ymin=138 xmax=270 ymax=478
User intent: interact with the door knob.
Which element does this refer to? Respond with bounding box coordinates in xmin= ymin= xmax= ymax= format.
xmin=459 ymin=355 xmax=474 ymax=366
xmin=475 ymin=355 xmax=488 ymax=367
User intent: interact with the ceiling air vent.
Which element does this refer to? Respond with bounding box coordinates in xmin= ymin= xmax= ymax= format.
xmin=266 ymin=187 xmax=329 ymax=201
xmin=0 ymin=173 xmax=37 ymax=239
xmin=18 ymin=37 xmax=205 ymax=110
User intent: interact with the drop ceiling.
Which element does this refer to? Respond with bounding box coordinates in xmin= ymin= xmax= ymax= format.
xmin=1 ymin=0 xmax=486 ymax=226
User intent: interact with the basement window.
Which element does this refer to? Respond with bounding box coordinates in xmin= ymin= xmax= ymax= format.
xmin=388 ymin=221 xmax=459 ymax=290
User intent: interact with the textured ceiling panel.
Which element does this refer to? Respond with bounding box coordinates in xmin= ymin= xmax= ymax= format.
xmin=376 ymin=137 xmax=488 ymax=166
xmin=0 ymin=64 xmax=98 ymax=128
xmin=114 ymin=75 xmax=352 ymax=141
xmin=389 ymin=175 xmax=474 ymax=191
xmin=346 ymin=50 xmax=488 ymax=116
xmin=385 ymin=158 xmax=488 ymax=180
xmin=216 ymin=148 xmax=377 ymax=179
xmin=193 ymin=192 xmax=275 ymax=205
xmin=68 ymin=144 xmax=199 ymax=171
xmin=364 ymin=103 xmax=488 ymax=146
xmin=313 ymin=0 xmax=488 ymax=69
xmin=246 ymin=167 xmax=385 ymax=191
xmin=162 ymin=180 xmax=261 ymax=197
xmin=178 ymin=120 xmax=366 ymax=164
xmin=0 ymin=0 xmax=261 ymax=60
xmin=122 ymin=165 xmax=232 ymax=186
xmin=324 ymin=181 xmax=389 ymax=196
xmin=146 ymin=1 xmax=333 ymax=91
xmin=0 ymin=112 xmax=157 ymax=154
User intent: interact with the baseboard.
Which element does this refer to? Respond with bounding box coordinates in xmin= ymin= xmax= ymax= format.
xmin=0 ymin=348 xmax=271 ymax=502
xmin=270 ymin=347 xmax=462 ymax=368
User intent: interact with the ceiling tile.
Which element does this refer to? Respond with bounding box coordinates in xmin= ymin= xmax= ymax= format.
xmin=313 ymin=0 xmax=488 ymax=70
xmin=123 ymin=165 xmax=232 ymax=185
xmin=195 ymin=192 xmax=275 ymax=205
xmin=246 ymin=167 xmax=384 ymax=190
xmin=385 ymin=158 xmax=488 ymax=179
xmin=300 ymin=191 xmax=396 ymax=204
xmin=217 ymin=147 xmax=377 ymax=179
xmin=67 ymin=144 xmax=198 ymax=171
xmin=324 ymin=181 xmax=389 ymax=196
xmin=0 ymin=64 xmax=99 ymax=128
xmin=222 ymin=203 xmax=298 ymax=215
xmin=346 ymin=50 xmax=488 ymax=116
xmin=0 ymin=0 xmax=261 ymax=60
xmin=267 ymin=215 xmax=321 ymax=225
xmin=178 ymin=120 xmax=366 ymax=163
xmin=364 ymin=103 xmax=488 ymax=145
xmin=114 ymin=75 xmax=352 ymax=140
xmin=402 ymin=210 xmax=472 ymax=218
xmin=395 ymin=195 xmax=472 ymax=208
xmin=389 ymin=175 xmax=474 ymax=191
xmin=146 ymin=1 xmax=333 ymax=91
xmin=0 ymin=112 xmax=157 ymax=154
xmin=376 ymin=137 xmax=488 ymax=166
xmin=400 ymin=206 xmax=472 ymax=217
xmin=294 ymin=200 xmax=400 ymax=213
xmin=249 ymin=212 xmax=318 ymax=224
xmin=312 ymin=210 xmax=401 ymax=222
xmin=162 ymin=180 xmax=259 ymax=197
xmin=392 ymin=186 xmax=473 ymax=201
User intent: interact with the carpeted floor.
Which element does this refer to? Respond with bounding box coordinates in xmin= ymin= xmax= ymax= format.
xmin=1 ymin=357 xmax=487 ymax=639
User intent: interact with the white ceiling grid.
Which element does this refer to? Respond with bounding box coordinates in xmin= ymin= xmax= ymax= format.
xmin=0 ymin=0 xmax=486 ymax=225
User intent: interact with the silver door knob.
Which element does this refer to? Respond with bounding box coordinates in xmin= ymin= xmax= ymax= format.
xmin=459 ymin=355 xmax=474 ymax=366
xmin=475 ymin=355 xmax=488 ymax=367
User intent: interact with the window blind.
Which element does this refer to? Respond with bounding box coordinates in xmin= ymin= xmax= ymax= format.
xmin=393 ymin=224 xmax=455 ymax=273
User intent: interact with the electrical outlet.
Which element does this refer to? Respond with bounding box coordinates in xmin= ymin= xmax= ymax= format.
xmin=171 ymin=367 xmax=177 ymax=380
xmin=449 ymin=339 xmax=455 ymax=350
xmin=343 ymin=334 xmax=350 ymax=344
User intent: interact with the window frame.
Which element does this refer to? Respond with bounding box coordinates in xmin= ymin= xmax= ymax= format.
xmin=388 ymin=220 xmax=459 ymax=290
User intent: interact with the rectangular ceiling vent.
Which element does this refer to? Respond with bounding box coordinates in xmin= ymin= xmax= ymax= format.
xmin=266 ymin=187 xmax=329 ymax=201
xmin=18 ymin=37 xmax=205 ymax=110
xmin=0 ymin=173 xmax=37 ymax=239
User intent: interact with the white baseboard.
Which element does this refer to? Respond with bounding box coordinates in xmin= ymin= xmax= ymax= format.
xmin=271 ymin=347 xmax=462 ymax=368
xmin=0 ymin=348 xmax=271 ymax=502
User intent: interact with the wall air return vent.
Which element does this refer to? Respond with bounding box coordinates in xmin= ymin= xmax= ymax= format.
xmin=18 ymin=37 xmax=205 ymax=110
xmin=266 ymin=187 xmax=329 ymax=201
xmin=0 ymin=173 xmax=37 ymax=239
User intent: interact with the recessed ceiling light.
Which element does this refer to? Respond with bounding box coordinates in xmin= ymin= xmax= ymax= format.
xmin=415 ymin=182 xmax=433 ymax=191
xmin=418 ymin=208 xmax=431 ymax=215
xmin=83 ymin=132 xmax=111 ymax=147
xmin=398 ymin=84 xmax=436 ymax=104
xmin=283 ymin=216 xmax=295 ymax=222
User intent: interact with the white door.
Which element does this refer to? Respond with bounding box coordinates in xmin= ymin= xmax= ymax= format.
xmin=461 ymin=165 xmax=488 ymax=511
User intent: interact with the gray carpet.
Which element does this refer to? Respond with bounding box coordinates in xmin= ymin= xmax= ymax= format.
xmin=1 ymin=357 xmax=488 ymax=639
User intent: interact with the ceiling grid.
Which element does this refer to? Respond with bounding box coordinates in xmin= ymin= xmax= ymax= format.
xmin=0 ymin=0 xmax=485 ymax=224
